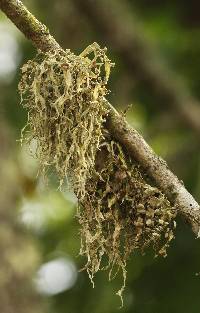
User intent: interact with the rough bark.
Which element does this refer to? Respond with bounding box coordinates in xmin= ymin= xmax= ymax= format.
xmin=106 ymin=102 xmax=200 ymax=235
xmin=0 ymin=0 xmax=60 ymax=52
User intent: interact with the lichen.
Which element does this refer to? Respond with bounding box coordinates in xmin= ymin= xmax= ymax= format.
xmin=78 ymin=137 xmax=176 ymax=304
xmin=19 ymin=42 xmax=113 ymax=198
xmin=19 ymin=43 xmax=176 ymax=306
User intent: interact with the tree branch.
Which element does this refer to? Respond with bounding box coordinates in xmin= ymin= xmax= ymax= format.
xmin=1 ymin=0 xmax=200 ymax=235
xmin=0 ymin=0 xmax=60 ymax=52
xmin=106 ymin=103 xmax=200 ymax=235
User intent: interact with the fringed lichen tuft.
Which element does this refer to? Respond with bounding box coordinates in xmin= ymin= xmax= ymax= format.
xmin=19 ymin=43 xmax=176 ymax=305
xmin=19 ymin=43 xmax=113 ymax=198
xmin=78 ymin=137 xmax=176 ymax=303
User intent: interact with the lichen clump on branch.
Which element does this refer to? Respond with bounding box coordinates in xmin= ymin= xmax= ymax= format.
xmin=19 ymin=43 xmax=176 ymax=303
xmin=19 ymin=43 xmax=113 ymax=197
xmin=78 ymin=138 xmax=176 ymax=302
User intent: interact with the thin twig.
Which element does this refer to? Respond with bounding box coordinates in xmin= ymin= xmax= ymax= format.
xmin=1 ymin=0 xmax=200 ymax=235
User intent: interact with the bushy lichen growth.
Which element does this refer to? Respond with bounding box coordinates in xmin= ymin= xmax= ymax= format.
xmin=19 ymin=43 xmax=176 ymax=305
xmin=19 ymin=43 xmax=113 ymax=198
xmin=78 ymin=137 xmax=176 ymax=302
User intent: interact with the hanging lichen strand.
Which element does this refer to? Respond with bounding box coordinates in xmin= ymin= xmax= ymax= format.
xmin=19 ymin=43 xmax=176 ymax=304
xmin=19 ymin=43 xmax=113 ymax=198
xmin=78 ymin=138 xmax=176 ymax=303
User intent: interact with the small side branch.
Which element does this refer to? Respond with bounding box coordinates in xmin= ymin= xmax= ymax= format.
xmin=1 ymin=0 xmax=200 ymax=235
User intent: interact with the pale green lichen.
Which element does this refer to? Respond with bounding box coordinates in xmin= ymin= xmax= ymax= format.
xmin=19 ymin=42 xmax=113 ymax=198
xmin=78 ymin=137 xmax=176 ymax=304
xmin=19 ymin=43 xmax=176 ymax=306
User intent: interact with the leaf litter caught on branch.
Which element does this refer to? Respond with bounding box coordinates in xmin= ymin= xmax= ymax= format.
xmin=19 ymin=42 xmax=176 ymax=305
